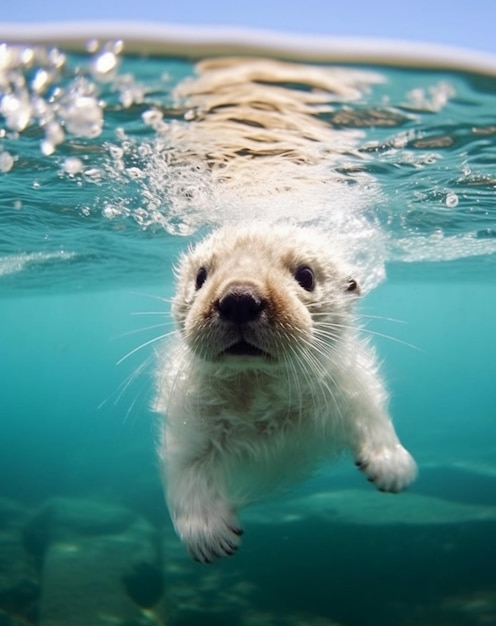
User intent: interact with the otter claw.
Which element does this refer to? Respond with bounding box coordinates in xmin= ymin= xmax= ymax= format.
xmin=356 ymin=445 xmax=417 ymax=493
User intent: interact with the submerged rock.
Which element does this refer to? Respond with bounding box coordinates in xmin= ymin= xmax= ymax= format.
xmin=0 ymin=498 xmax=39 ymax=624
xmin=0 ymin=610 xmax=31 ymax=626
xmin=23 ymin=497 xmax=163 ymax=626
xmin=123 ymin=561 xmax=165 ymax=610
xmin=22 ymin=496 xmax=137 ymax=563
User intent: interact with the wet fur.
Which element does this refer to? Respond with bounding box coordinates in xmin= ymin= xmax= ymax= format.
xmin=155 ymin=223 xmax=417 ymax=562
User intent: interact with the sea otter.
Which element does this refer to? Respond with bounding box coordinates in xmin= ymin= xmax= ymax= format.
xmin=154 ymin=223 xmax=417 ymax=563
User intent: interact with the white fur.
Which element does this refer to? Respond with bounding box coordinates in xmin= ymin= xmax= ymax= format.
xmin=155 ymin=223 xmax=417 ymax=562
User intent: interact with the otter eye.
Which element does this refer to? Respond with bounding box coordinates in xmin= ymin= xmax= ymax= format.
xmin=346 ymin=278 xmax=359 ymax=293
xmin=294 ymin=265 xmax=315 ymax=292
xmin=195 ymin=267 xmax=207 ymax=290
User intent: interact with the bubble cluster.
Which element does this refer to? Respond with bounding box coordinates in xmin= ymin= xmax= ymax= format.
xmin=58 ymin=93 xmax=103 ymax=139
xmin=0 ymin=41 xmax=138 ymax=154
xmin=404 ymin=81 xmax=456 ymax=112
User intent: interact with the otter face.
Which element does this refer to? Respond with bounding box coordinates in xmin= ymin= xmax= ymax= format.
xmin=172 ymin=224 xmax=360 ymax=366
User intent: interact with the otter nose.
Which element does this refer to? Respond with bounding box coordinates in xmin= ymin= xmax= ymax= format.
xmin=217 ymin=286 xmax=265 ymax=324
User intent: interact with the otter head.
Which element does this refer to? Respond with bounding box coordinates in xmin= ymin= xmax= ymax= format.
xmin=172 ymin=224 xmax=360 ymax=368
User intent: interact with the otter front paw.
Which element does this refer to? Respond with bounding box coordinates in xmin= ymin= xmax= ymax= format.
xmin=355 ymin=444 xmax=417 ymax=493
xmin=174 ymin=508 xmax=243 ymax=563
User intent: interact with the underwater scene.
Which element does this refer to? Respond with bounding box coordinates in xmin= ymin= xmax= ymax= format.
xmin=0 ymin=38 xmax=495 ymax=626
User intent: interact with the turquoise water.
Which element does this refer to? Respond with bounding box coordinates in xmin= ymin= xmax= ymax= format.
xmin=1 ymin=43 xmax=495 ymax=626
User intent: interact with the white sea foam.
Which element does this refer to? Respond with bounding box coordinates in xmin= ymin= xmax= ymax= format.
xmin=0 ymin=251 xmax=76 ymax=277
xmin=100 ymin=57 xmax=389 ymax=289
xmin=391 ymin=232 xmax=496 ymax=263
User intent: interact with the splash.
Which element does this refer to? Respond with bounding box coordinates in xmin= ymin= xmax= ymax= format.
xmin=100 ymin=57 xmax=388 ymax=289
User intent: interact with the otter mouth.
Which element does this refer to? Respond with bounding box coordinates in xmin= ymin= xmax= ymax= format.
xmin=222 ymin=340 xmax=271 ymax=359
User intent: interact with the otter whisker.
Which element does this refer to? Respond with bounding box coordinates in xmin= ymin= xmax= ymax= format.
xmin=358 ymin=313 xmax=407 ymax=325
xmin=130 ymin=290 xmax=172 ymax=305
xmin=283 ymin=343 xmax=312 ymax=421
xmin=131 ymin=311 xmax=173 ymax=317
xmin=292 ymin=338 xmax=344 ymax=424
xmin=315 ymin=323 xmax=421 ymax=352
xmin=118 ymin=357 xmax=155 ymax=421
xmin=116 ymin=331 xmax=175 ymax=366
xmin=118 ymin=321 xmax=172 ymax=339
xmin=280 ymin=349 xmax=299 ymax=421
xmin=312 ymin=310 xmax=408 ymax=329
xmin=99 ymin=351 xmax=156 ymax=423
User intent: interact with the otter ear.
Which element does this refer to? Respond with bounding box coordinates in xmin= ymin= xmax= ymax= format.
xmin=345 ymin=277 xmax=361 ymax=296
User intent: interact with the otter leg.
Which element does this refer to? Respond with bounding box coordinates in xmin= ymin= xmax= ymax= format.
xmin=347 ymin=367 xmax=417 ymax=493
xmin=160 ymin=431 xmax=243 ymax=563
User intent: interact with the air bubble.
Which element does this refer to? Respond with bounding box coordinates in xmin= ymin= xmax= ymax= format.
xmin=0 ymin=151 xmax=14 ymax=172
xmin=102 ymin=205 xmax=120 ymax=219
xmin=142 ymin=109 xmax=163 ymax=126
xmin=59 ymin=96 xmax=104 ymax=138
xmin=109 ymin=145 xmax=124 ymax=160
xmin=445 ymin=192 xmax=459 ymax=208
xmin=118 ymin=79 xmax=144 ymax=108
xmin=31 ymin=95 xmax=52 ymax=123
xmin=109 ymin=40 xmax=124 ymax=55
xmin=20 ymin=48 xmax=34 ymax=65
xmin=115 ymin=128 xmax=127 ymax=141
xmin=127 ymin=167 xmax=144 ymax=179
xmin=0 ymin=43 xmax=11 ymax=70
xmin=0 ymin=93 xmax=32 ymax=131
xmin=32 ymin=68 xmax=51 ymax=94
xmin=102 ymin=202 xmax=130 ymax=219
xmin=133 ymin=208 xmax=150 ymax=226
xmin=184 ymin=108 xmax=197 ymax=121
xmin=62 ymin=157 xmax=84 ymax=175
xmin=48 ymin=48 xmax=66 ymax=69
xmin=86 ymin=39 xmax=99 ymax=53
xmin=142 ymin=108 xmax=168 ymax=132
xmin=44 ymin=121 xmax=64 ymax=146
xmin=83 ymin=167 xmax=103 ymax=183
xmin=40 ymin=139 xmax=55 ymax=156
xmin=91 ymin=51 xmax=119 ymax=82
xmin=40 ymin=120 xmax=64 ymax=154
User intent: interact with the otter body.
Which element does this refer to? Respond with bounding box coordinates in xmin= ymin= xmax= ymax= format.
xmin=155 ymin=223 xmax=417 ymax=562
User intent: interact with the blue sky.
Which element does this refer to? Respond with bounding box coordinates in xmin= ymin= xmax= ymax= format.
xmin=1 ymin=0 xmax=495 ymax=55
